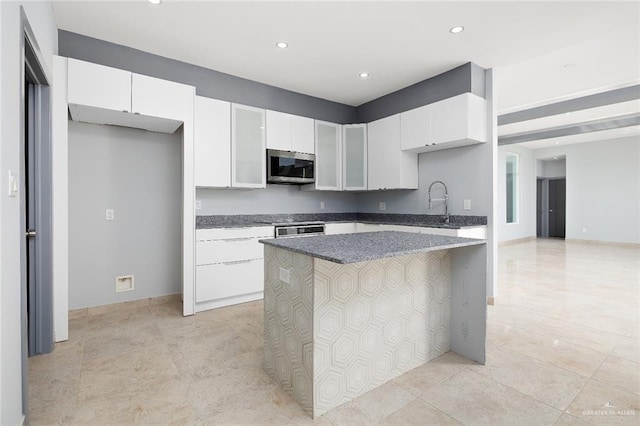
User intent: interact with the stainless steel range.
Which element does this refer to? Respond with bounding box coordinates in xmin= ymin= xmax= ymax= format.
xmin=273 ymin=222 xmax=326 ymax=238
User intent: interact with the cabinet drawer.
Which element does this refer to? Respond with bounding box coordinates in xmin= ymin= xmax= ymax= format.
xmin=196 ymin=226 xmax=273 ymax=241
xmin=196 ymin=238 xmax=264 ymax=265
xmin=196 ymin=259 xmax=264 ymax=303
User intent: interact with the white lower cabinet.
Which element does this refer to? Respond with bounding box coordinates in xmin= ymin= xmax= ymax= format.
xmin=419 ymin=226 xmax=487 ymax=239
xmin=336 ymin=222 xmax=486 ymax=239
xmin=324 ymin=223 xmax=357 ymax=235
xmin=196 ymin=260 xmax=264 ymax=303
xmin=195 ymin=226 xmax=272 ymax=311
xmin=355 ymin=223 xmax=385 ymax=233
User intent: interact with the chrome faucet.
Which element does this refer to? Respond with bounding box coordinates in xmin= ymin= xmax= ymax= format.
xmin=428 ymin=180 xmax=450 ymax=224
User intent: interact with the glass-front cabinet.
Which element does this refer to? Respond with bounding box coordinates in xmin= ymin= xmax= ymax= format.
xmin=343 ymin=124 xmax=367 ymax=191
xmin=232 ymin=104 xmax=266 ymax=188
xmin=314 ymin=121 xmax=342 ymax=191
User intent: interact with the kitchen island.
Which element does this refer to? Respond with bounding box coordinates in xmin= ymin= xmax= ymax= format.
xmin=260 ymin=231 xmax=487 ymax=418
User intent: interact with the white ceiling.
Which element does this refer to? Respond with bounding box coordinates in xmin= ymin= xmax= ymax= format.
xmin=51 ymin=0 xmax=640 ymax=111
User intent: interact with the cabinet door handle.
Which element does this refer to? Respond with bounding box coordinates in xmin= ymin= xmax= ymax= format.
xmin=222 ymin=237 xmax=254 ymax=242
xmin=222 ymin=259 xmax=252 ymax=266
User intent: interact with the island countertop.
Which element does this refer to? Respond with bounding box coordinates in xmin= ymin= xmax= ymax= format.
xmin=259 ymin=231 xmax=486 ymax=264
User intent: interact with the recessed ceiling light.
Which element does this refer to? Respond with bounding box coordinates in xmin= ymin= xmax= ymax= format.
xmin=148 ymin=0 xmax=161 ymax=5
xmin=564 ymin=112 xmax=571 ymax=115
xmin=449 ymin=26 xmax=464 ymax=34
xmin=555 ymin=141 xmax=560 ymax=145
xmin=359 ymin=72 xmax=370 ymax=79
xmin=276 ymin=42 xmax=288 ymax=49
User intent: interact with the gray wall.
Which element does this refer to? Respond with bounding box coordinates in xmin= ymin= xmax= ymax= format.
xmin=196 ymin=185 xmax=358 ymax=215
xmin=68 ymin=121 xmax=182 ymax=309
xmin=533 ymin=136 xmax=640 ymax=244
xmin=356 ymin=63 xmax=486 ymax=123
xmin=58 ymin=30 xmax=357 ymax=124
xmin=357 ymin=144 xmax=493 ymax=217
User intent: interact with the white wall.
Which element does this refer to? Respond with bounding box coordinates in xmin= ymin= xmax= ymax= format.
xmin=0 ymin=1 xmax=57 ymax=424
xmin=537 ymin=158 xmax=566 ymax=178
xmin=498 ymin=145 xmax=536 ymax=242
xmin=534 ymin=136 xmax=640 ymax=244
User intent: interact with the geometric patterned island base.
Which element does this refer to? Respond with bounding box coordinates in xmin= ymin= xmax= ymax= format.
xmin=264 ymin=245 xmax=467 ymax=418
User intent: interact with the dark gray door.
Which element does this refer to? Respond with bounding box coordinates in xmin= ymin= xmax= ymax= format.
xmin=24 ymin=37 xmax=54 ymax=357
xmin=548 ymin=179 xmax=566 ymax=239
xmin=536 ymin=179 xmax=543 ymax=237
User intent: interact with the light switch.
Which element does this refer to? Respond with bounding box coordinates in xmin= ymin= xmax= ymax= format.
xmin=464 ymin=199 xmax=471 ymax=210
xmin=195 ymin=200 xmax=202 ymax=210
xmin=320 ymin=201 xmax=325 ymax=210
xmin=379 ymin=202 xmax=386 ymax=211
xmin=8 ymin=170 xmax=18 ymax=197
xmin=105 ymin=209 xmax=114 ymax=221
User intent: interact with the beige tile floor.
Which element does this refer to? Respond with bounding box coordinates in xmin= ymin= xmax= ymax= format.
xmin=29 ymin=239 xmax=640 ymax=425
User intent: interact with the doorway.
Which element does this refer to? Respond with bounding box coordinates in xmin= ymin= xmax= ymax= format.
xmin=537 ymin=177 xmax=566 ymax=239
xmin=24 ymin=41 xmax=54 ymax=357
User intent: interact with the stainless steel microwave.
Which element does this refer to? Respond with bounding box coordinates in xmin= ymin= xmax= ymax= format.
xmin=267 ymin=149 xmax=315 ymax=184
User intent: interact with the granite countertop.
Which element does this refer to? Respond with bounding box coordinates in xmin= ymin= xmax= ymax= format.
xmin=196 ymin=213 xmax=487 ymax=230
xmin=260 ymin=231 xmax=486 ymax=264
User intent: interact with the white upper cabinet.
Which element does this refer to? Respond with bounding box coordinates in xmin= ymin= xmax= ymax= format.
xmin=401 ymin=93 xmax=487 ymax=153
xmin=231 ymin=104 xmax=266 ymax=188
xmin=400 ymin=103 xmax=431 ymax=151
xmin=266 ymin=110 xmax=290 ymax=152
xmin=195 ymin=96 xmax=231 ymax=188
xmin=314 ymin=121 xmax=342 ymax=191
xmin=342 ymin=124 xmax=367 ymax=191
xmin=66 ymin=58 xmax=193 ymax=133
xmin=131 ymin=74 xmax=194 ymax=121
xmin=67 ymin=58 xmax=131 ymax=112
xmin=291 ymin=115 xmax=315 ymax=154
xmin=368 ymin=114 xmax=418 ymax=190
xmin=266 ymin=110 xmax=315 ymax=154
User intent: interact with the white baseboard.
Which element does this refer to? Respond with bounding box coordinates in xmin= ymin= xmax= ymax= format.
xmin=565 ymin=238 xmax=640 ymax=248
xmin=498 ymin=236 xmax=536 ymax=246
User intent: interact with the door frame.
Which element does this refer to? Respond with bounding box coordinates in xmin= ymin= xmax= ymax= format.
xmin=548 ymin=177 xmax=566 ymax=239
xmin=536 ymin=177 xmax=566 ymax=239
xmin=20 ymin=6 xmax=54 ymax=417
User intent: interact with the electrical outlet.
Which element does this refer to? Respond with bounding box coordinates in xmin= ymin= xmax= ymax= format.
xmin=195 ymin=200 xmax=202 ymax=210
xmin=105 ymin=209 xmax=114 ymax=221
xmin=464 ymin=199 xmax=471 ymax=210
xmin=379 ymin=202 xmax=386 ymax=211
xmin=320 ymin=201 xmax=325 ymax=210
xmin=279 ymin=267 xmax=290 ymax=284
xmin=115 ymin=275 xmax=134 ymax=292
